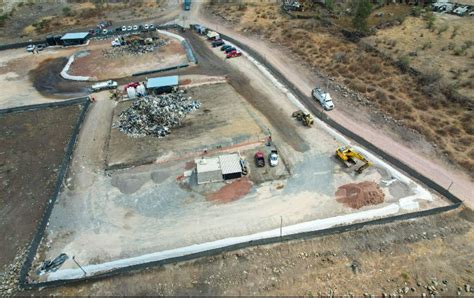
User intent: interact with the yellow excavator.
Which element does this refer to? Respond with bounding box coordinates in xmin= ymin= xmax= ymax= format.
xmin=336 ymin=146 xmax=372 ymax=174
xmin=292 ymin=110 xmax=314 ymax=127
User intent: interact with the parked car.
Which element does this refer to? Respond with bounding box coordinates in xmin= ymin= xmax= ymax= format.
xmin=453 ymin=6 xmax=468 ymax=15
xmin=269 ymin=150 xmax=279 ymax=167
xmin=212 ymin=40 xmax=225 ymax=47
xmin=36 ymin=44 xmax=45 ymax=51
xmin=221 ymin=44 xmax=232 ymax=51
xmin=226 ymin=51 xmax=242 ymax=59
xmin=149 ymin=24 xmax=155 ymax=30
xmin=255 ymin=151 xmax=265 ymax=167
xmin=144 ymin=24 xmax=149 ymax=31
xmin=26 ymin=44 xmax=35 ymax=52
xmin=127 ymin=25 xmax=133 ymax=31
xmin=224 ymin=47 xmax=236 ymax=53
xmin=122 ymin=25 xmax=127 ymax=32
xmin=312 ymin=87 xmax=334 ymax=110
xmin=133 ymin=25 xmax=139 ymax=30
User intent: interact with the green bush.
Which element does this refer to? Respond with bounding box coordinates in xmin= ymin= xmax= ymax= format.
xmin=411 ymin=6 xmax=422 ymax=17
xmin=398 ymin=55 xmax=410 ymax=72
xmin=425 ymin=12 xmax=435 ymax=30
xmin=352 ymin=0 xmax=372 ymax=32
xmin=0 ymin=14 xmax=8 ymax=27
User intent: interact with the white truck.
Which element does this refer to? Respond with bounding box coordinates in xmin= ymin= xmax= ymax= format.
xmin=269 ymin=150 xmax=279 ymax=167
xmin=91 ymin=80 xmax=118 ymax=92
xmin=312 ymin=87 xmax=334 ymax=111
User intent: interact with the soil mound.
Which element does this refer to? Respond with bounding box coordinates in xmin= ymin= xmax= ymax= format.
xmin=336 ymin=181 xmax=385 ymax=209
xmin=207 ymin=177 xmax=252 ymax=204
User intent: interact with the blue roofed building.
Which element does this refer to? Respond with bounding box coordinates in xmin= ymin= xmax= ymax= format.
xmin=60 ymin=32 xmax=90 ymax=46
xmin=146 ymin=76 xmax=179 ymax=94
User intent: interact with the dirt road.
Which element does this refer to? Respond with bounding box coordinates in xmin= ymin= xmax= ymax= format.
xmin=182 ymin=3 xmax=473 ymax=208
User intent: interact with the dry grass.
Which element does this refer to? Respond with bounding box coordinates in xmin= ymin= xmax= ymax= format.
xmin=209 ymin=3 xmax=474 ymax=175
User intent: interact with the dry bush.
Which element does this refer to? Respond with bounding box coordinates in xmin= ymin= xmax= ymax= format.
xmin=349 ymin=79 xmax=367 ymax=93
xmin=375 ymin=89 xmax=388 ymax=101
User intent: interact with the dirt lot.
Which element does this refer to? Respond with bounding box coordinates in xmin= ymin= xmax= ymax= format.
xmin=38 ymin=208 xmax=474 ymax=296
xmin=0 ymin=104 xmax=83 ymax=293
xmin=0 ymin=0 xmax=179 ymax=44
xmin=207 ymin=3 xmax=474 ymax=177
xmin=29 ymin=31 xmax=448 ymax=283
xmin=108 ymin=83 xmax=265 ymax=168
xmin=68 ymin=37 xmax=187 ymax=80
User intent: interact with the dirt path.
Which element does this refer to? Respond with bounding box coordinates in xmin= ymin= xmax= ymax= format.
xmin=185 ymin=3 xmax=474 ymax=208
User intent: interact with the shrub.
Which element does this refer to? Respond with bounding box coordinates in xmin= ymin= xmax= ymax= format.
xmin=437 ymin=23 xmax=449 ymax=35
xmin=397 ymin=55 xmax=410 ymax=72
xmin=0 ymin=14 xmax=7 ymax=27
xmin=451 ymin=25 xmax=460 ymax=39
xmin=411 ymin=6 xmax=422 ymax=17
xmin=425 ymin=12 xmax=435 ymax=30
xmin=421 ymin=41 xmax=432 ymax=50
xmin=352 ymin=0 xmax=372 ymax=32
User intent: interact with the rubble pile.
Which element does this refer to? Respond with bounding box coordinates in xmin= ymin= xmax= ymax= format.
xmin=102 ymin=39 xmax=167 ymax=58
xmin=114 ymin=91 xmax=201 ymax=138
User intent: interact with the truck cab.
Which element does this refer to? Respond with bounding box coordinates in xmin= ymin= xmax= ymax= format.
xmin=312 ymin=87 xmax=334 ymax=111
xmin=184 ymin=0 xmax=191 ymax=10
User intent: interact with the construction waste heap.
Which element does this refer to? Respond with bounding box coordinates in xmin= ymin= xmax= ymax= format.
xmin=102 ymin=35 xmax=168 ymax=58
xmin=114 ymin=91 xmax=201 ymax=138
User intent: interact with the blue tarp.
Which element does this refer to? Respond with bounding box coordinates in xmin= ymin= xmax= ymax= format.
xmin=146 ymin=76 xmax=179 ymax=89
xmin=61 ymin=32 xmax=89 ymax=40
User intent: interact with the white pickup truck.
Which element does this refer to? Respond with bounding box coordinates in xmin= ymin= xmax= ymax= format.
xmin=312 ymin=87 xmax=334 ymax=111
xmin=91 ymin=80 xmax=118 ymax=92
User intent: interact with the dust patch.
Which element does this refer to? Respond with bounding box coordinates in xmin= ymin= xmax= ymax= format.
xmin=111 ymin=173 xmax=149 ymax=194
xmin=206 ymin=177 xmax=253 ymax=203
xmin=336 ymin=181 xmax=385 ymax=209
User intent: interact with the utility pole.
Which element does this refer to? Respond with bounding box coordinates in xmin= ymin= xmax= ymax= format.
xmin=447 ymin=181 xmax=454 ymax=191
xmin=72 ymin=256 xmax=87 ymax=276
xmin=280 ymin=216 xmax=283 ymax=238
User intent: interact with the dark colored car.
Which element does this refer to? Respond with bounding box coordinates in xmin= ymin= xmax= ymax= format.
xmin=212 ymin=40 xmax=224 ymax=47
xmin=221 ymin=44 xmax=232 ymax=51
xmin=225 ymin=47 xmax=236 ymax=54
xmin=255 ymin=151 xmax=265 ymax=167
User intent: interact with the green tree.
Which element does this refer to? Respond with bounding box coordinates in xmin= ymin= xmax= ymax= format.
xmin=352 ymin=0 xmax=372 ymax=32
xmin=325 ymin=0 xmax=335 ymax=12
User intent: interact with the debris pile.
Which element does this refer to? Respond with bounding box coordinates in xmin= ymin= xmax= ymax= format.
xmin=102 ymin=38 xmax=167 ymax=58
xmin=114 ymin=91 xmax=201 ymax=138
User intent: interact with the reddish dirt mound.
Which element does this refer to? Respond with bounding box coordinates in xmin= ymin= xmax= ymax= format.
xmin=207 ymin=177 xmax=253 ymax=204
xmin=336 ymin=181 xmax=385 ymax=209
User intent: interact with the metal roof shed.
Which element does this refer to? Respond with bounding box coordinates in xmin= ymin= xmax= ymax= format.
xmin=146 ymin=76 xmax=179 ymax=94
xmin=61 ymin=32 xmax=90 ymax=46
xmin=219 ymin=154 xmax=242 ymax=180
xmin=195 ymin=157 xmax=223 ymax=185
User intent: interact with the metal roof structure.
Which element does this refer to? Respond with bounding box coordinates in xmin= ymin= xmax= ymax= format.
xmin=219 ymin=154 xmax=242 ymax=175
xmin=61 ymin=32 xmax=90 ymax=40
xmin=146 ymin=76 xmax=179 ymax=89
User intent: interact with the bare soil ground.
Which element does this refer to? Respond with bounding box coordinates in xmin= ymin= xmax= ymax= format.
xmin=0 ymin=0 xmax=178 ymax=44
xmin=0 ymin=104 xmax=83 ymax=293
xmin=207 ymin=3 xmax=474 ymax=177
xmin=38 ymin=208 xmax=474 ymax=296
xmin=107 ymin=83 xmax=265 ymax=169
xmin=68 ymin=37 xmax=187 ymax=80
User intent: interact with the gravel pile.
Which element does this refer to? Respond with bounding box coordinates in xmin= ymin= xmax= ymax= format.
xmin=114 ymin=91 xmax=201 ymax=138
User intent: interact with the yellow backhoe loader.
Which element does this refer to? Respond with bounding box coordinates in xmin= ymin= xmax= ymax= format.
xmin=336 ymin=146 xmax=372 ymax=174
xmin=292 ymin=110 xmax=314 ymax=127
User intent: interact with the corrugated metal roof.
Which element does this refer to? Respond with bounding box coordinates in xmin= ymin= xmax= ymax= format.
xmin=219 ymin=154 xmax=242 ymax=175
xmin=146 ymin=76 xmax=179 ymax=89
xmin=61 ymin=32 xmax=90 ymax=40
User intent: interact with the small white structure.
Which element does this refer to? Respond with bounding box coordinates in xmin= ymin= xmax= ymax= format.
xmin=195 ymin=157 xmax=224 ymax=185
xmin=195 ymin=153 xmax=242 ymax=184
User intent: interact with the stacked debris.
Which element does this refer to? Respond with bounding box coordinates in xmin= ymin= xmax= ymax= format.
xmin=114 ymin=91 xmax=201 ymax=138
xmin=102 ymin=39 xmax=167 ymax=58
